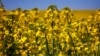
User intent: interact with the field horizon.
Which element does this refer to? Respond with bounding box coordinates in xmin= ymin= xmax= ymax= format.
xmin=37 ymin=9 xmax=96 ymax=19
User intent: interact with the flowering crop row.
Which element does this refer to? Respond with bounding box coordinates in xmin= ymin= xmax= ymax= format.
xmin=0 ymin=5 xmax=100 ymax=56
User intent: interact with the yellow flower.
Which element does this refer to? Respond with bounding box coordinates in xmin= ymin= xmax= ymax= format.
xmin=76 ymin=47 xmax=80 ymax=51
xmin=71 ymin=32 xmax=76 ymax=37
xmin=19 ymin=37 xmax=27 ymax=43
xmin=38 ymin=46 xmax=42 ymax=51
xmin=61 ymin=43 xmax=65 ymax=49
xmin=13 ymin=34 xmax=18 ymax=40
xmin=84 ymin=47 xmax=88 ymax=51
xmin=25 ymin=43 xmax=29 ymax=47
xmin=93 ymin=28 xmax=97 ymax=33
xmin=5 ymin=30 xmax=9 ymax=35
xmin=36 ymin=31 xmax=41 ymax=36
xmin=58 ymin=51 xmax=64 ymax=56
xmin=27 ymin=30 xmax=32 ymax=33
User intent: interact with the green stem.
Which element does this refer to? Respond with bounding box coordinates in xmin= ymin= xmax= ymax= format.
xmin=45 ymin=32 xmax=50 ymax=56
xmin=67 ymin=31 xmax=77 ymax=56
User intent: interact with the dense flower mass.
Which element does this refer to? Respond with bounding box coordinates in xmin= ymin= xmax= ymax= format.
xmin=0 ymin=5 xmax=100 ymax=56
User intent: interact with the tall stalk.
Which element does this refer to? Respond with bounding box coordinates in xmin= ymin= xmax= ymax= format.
xmin=44 ymin=32 xmax=50 ymax=56
xmin=43 ymin=15 xmax=50 ymax=56
xmin=66 ymin=12 xmax=77 ymax=56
